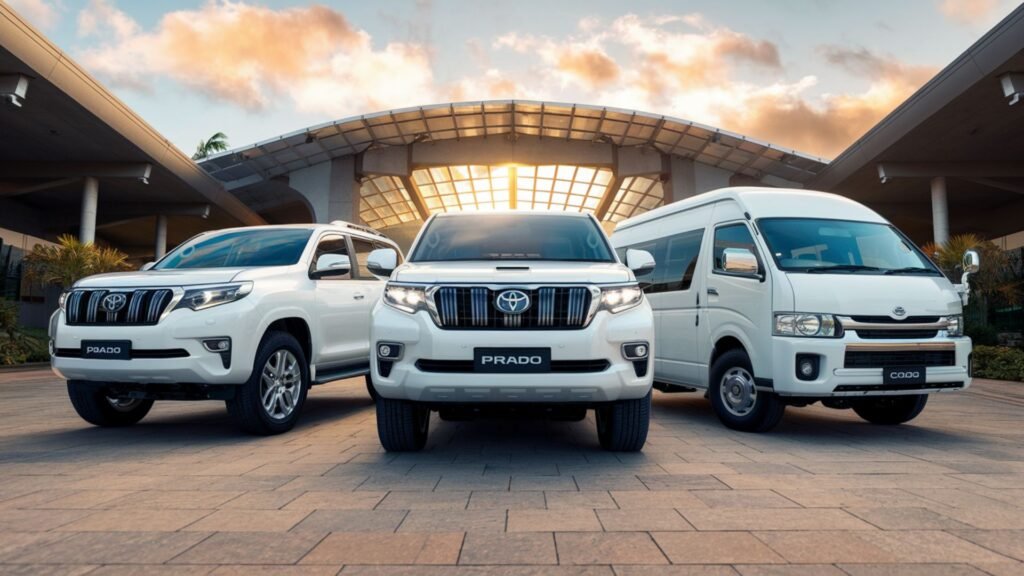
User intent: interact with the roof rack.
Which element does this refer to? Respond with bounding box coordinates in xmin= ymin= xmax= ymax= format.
xmin=329 ymin=220 xmax=391 ymax=240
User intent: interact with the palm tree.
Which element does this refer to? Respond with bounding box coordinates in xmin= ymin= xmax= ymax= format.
xmin=23 ymin=235 xmax=132 ymax=289
xmin=192 ymin=132 xmax=229 ymax=160
xmin=920 ymin=234 xmax=1021 ymax=306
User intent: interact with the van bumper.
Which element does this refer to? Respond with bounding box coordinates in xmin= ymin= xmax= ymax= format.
xmin=769 ymin=336 xmax=972 ymax=397
xmin=370 ymin=301 xmax=654 ymax=404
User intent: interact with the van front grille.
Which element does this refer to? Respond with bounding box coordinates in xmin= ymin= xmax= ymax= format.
xmin=844 ymin=350 xmax=956 ymax=369
xmin=433 ymin=287 xmax=591 ymax=330
xmin=65 ymin=289 xmax=175 ymax=326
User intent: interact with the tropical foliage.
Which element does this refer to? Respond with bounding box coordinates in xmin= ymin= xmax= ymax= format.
xmin=972 ymin=345 xmax=1024 ymax=382
xmin=23 ymin=234 xmax=132 ymax=290
xmin=192 ymin=132 xmax=229 ymax=160
xmin=0 ymin=298 xmax=46 ymax=365
xmin=920 ymin=234 xmax=1022 ymax=306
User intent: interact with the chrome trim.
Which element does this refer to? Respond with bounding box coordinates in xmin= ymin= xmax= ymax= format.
xmin=64 ymin=287 xmax=185 ymax=325
xmin=837 ymin=316 xmax=950 ymax=331
xmin=425 ymin=284 xmax=604 ymax=329
xmin=845 ymin=342 xmax=956 ymax=352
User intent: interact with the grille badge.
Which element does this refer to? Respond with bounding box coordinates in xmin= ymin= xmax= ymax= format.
xmin=495 ymin=290 xmax=531 ymax=315
xmin=101 ymin=293 xmax=127 ymax=313
xmin=891 ymin=306 xmax=907 ymax=318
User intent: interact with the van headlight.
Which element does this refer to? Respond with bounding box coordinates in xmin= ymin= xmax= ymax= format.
xmin=599 ymin=285 xmax=644 ymax=314
xmin=383 ymin=284 xmax=430 ymax=314
xmin=773 ymin=313 xmax=838 ymax=338
xmin=176 ymin=282 xmax=253 ymax=311
xmin=945 ymin=314 xmax=963 ymax=337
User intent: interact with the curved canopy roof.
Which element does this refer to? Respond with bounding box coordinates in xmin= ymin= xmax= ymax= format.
xmin=200 ymin=100 xmax=828 ymax=189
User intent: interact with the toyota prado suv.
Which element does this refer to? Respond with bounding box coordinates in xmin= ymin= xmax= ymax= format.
xmin=365 ymin=212 xmax=657 ymax=452
xmin=50 ymin=222 xmax=400 ymax=435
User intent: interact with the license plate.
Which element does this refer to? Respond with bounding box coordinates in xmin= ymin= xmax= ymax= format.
xmin=883 ymin=366 xmax=925 ymax=385
xmin=81 ymin=340 xmax=131 ymax=360
xmin=474 ymin=348 xmax=551 ymax=373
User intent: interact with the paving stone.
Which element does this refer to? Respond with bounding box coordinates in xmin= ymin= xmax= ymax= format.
xmin=398 ymin=509 xmax=507 ymax=532
xmin=458 ymin=532 xmax=557 ymax=565
xmin=291 ymin=509 xmax=406 ymax=532
xmin=556 ymin=532 xmax=669 ymax=565
xmin=467 ymin=490 xmax=546 ymax=510
xmin=507 ymin=509 xmax=602 ymax=532
xmin=597 ymin=508 xmax=693 ymax=531
xmin=301 ymin=532 xmax=463 ymax=564
xmin=690 ymin=490 xmax=800 ymax=509
xmin=13 ymin=531 xmax=211 ymax=564
xmin=734 ymin=566 xmax=847 ymax=576
xmin=282 ymin=490 xmax=387 ymax=510
xmin=377 ymin=490 xmax=470 ymax=510
xmin=183 ymin=509 xmax=310 ymax=532
xmin=681 ymin=508 xmax=876 ymax=531
xmin=59 ymin=508 xmax=213 ymax=531
xmin=610 ymin=489 xmax=707 ymax=509
xmin=544 ymin=491 xmax=618 ymax=509
xmin=639 ymin=475 xmax=728 ymax=491
xmin=510 ymin=475 xmax=578 ymax=491
xmin=845 ymin=507 xmax=974 ymax=530
xmin=170 ymin=531 xmax=324 ymax=565
xmin=651 ymin=532 xmax=786 ymax=564
xmin=836 ymin=565 xmax=993 ymax=576
xmin=218 ymin=490 xmax=304 ymax=510
xmin=340 ymin=567 xmax=614 ymax=575
xmin=950 ymin=530 xmax=1024 ymax=562
xmin=0 ymin=509 xmax=95 ymax=531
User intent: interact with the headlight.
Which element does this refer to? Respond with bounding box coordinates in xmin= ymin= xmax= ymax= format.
xmin=58 ymin=291 xmax=69 ymax=311
xmin=945 ymin=314 xmax=963 ymax=337
xmin=773 ymin=313 xmax=838 ymax=338
xmin=598 ymin=285 xmax=644 ymax=314
xmin=383 ymin=284 xmax=430 ymax=314
xmin=175 ymin=282 xmax=252 ymax=311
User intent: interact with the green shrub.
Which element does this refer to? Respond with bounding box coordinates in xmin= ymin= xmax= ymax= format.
xmin=0 ymin=299 xmax=47 ymax=366
xmin=966 ymin=321 xmax=1000 ymax=346
xmin=972 ymin=345 xmax=1024 ymax=382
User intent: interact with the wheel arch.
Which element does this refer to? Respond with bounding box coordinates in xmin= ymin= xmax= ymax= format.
xmin=262 ymin=314 xmax=313 ymax=363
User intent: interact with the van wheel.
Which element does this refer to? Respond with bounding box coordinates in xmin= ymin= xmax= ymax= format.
xmin=226 ymin=331 xmax=309 ymax=435
xmin=365 ymin=374 xmax=379 ymax=400
xmin=595 ymin=391 xmax=651 ymax=451
xmin=67 ymin=381 xmax=154 ymax=427
xmin=853 ymin=395 xmax=928 ymax=425
xmin=709 ymin=349 xmax=784 ymax=432
xmin=376 ymin=397 xmax=430 ymax=451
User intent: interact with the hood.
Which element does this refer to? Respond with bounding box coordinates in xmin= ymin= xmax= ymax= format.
xmin=74 ymin=268 xmax=248 ymax=289
xmin=394 ymin=261 xmax=633 ymax=285
xmin=785 ymin=274 xmax=962 ymax=316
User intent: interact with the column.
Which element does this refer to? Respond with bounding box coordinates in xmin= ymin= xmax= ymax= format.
xmin=154 ymin=214 xmax=168 ymax=259
xmin=930 ymin=176 xmax=949 ymax=246
xmin=80 ymin=177 xmax=99 ymax=244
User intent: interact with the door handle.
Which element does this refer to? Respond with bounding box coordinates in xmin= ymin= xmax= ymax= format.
xmin=353 ymin=293 xmax=366 ymax=300
xmin=707 ymin=287 xmax=719 ymax=296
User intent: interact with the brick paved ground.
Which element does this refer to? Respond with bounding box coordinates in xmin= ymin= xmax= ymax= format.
xmin=1 ymin=367 xmax=1022 ymax=575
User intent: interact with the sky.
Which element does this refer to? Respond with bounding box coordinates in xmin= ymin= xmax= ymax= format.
xmin=5 ymin=0 xmax=1020 ymax=159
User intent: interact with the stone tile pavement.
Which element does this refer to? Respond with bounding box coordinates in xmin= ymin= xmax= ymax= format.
xmin=1 ymin=367 xmax=1022 ymax=575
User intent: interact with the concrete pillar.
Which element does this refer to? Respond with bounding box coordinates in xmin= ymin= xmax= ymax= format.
xmin=288 ymin=158 xmax=360 ymax=224
xmin=930 ymin=176 xmax=950 ymax=246
xmin=662 ymin=156 xmax=696 ymax=202
xmin=154 ymin=215 xmax=168 ymax=259
xmin=80 ymin=177 xmax=99 ymax=244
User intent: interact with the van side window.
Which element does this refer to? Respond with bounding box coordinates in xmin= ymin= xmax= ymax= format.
xmin=659 ymin=229 xmax=704 ymax=292
xmin=351 ymin=238 xmax=377 ymax=279
xmin=713 ymin=224 xmax=760 ymax=272
xmin=311 ymin=234 xmax=351 ymax=281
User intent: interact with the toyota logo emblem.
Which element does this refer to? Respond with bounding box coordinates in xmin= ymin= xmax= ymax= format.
xmin=101 ymin=293 xmax=127 ymax=313
xmin=495 ymin=290 xmax=531 ymax=315
xmin=892 ymin=306 xmax=907 ymax=318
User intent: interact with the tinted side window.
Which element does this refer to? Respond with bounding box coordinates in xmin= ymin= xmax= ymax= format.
xmin=351 ymin=238 xmax=376 ymax=278
xmin=312 ymin=235 xmax=351 ymax=281
xmin=659 ymin=229 xmax=704 ymax=292
xmin=713 ymin=224 xmax=759 ymax=272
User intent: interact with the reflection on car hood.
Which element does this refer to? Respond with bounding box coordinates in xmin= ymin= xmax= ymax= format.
xmin=786 ymin=274 xmax=962 ymax=316
xmin=74 ymin=268 xmax=248 ymax=289
xmin=394 ymin=261 xmax=632 ymax=284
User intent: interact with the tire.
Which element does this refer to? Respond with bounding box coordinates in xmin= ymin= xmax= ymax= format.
xmin=853 ymin=395 xmax=928 ymax=425
xmin=376 ymin=396 xmax=430 ymax=451
xmin=226 ymin=331 xmax=309 ymax=435
xmin=365 ymin=374 xmax=379 ymax=400
xmin=67 ymin=381 xmax=154 ymax=427
xmin=595 ymin=391 xmax=651 ymax=451
xmin=709 ymin=349 xmax=785 ymax=432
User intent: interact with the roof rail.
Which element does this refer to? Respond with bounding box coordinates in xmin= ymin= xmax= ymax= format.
xmin=329 ymin=220 xmax=391 ymax=240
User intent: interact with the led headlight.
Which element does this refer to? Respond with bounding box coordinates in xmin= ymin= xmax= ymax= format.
xmin=773 ymin=313 xmax=838 ymax=338
xmin=58 ymin=291 xmax=69 ymax=311
xmin=945 ymin=314 xmax=963 ymax=337
xmin=383 ymin=283 xmax=430 ymax=314
xmin=175 ymin=282 xmax=252 ymax=311
xmin=598 ymin=285 xmax=644 ymax=314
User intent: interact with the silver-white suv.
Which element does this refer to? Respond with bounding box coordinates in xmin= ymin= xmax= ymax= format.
xmin=50 ymin=221 xmax=400 ymax=435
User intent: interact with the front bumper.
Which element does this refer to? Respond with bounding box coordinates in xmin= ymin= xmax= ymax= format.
xmin=50 ymin=300 xmax=262 ymax=385
xmin=370 ymin=300 xmax=654 ymax=404
xmin=770 ymin=335 xmax=972 ymax=396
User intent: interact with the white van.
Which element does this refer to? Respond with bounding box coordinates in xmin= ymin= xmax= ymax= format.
xmin=611 ymin=187 xmax=979 ymax=432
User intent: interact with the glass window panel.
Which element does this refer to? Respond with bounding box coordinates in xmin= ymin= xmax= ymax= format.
xmin=429 ymin=167 xmax=449 ymax=181
xmin=553 ymin=180 xmax=571 ymax=193
xmin=491 ymin=177 xmax=508 ymax=191
xmin=584 ymin=197 xmax=600 ymax=209
xmin=623 ymin=191 xmax=642 ymax=205
xmin=437 ymin=182 xmax=455 ymax=195
xmin=536 ymin=191 xmax=551 ymax=203
xmin=425 ymin=197 xmax=443 ymax=209
xmin=575 ymin=167 xmax=596 ymax=182
xmin=537 ymin=165 xmax=556 ymax=179
xmin=470 ymin=165 xmax=489 ymax=179
xmin=552 ymin=193 xmax=568 ymax=206
xmin=419 ymin=184 xmax=436 ymax=197
xmin=454 ymin=180 xmax=473 ymax=193
xmin=472 ymin=178 xmax=490 ymax=191
xmin=535 ymin=179 xmax=554 ymax=191
xmin=442 ymin=195 xmax=459 ymax=207
xmin=567 ymin=195 xmax=584 ymax=207
xmin=493 ymin=190 xmax=509 ymax=202
xmin=458 ymin=193 xmax=474 ymax=205
xmin=556 ymin=165 xmax=575 ymax=180
xmin=571 ymin=182 xmax=589 ymax=195
xmin=450 ymin=165 xmax=470 ymax=180
xmin=491 ymin=166 xmax=509 ymax=179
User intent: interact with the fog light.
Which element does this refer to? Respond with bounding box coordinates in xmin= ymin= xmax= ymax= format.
xmin=377 ymin=342 xmax=402 ymax=359
xmin=202 ymin=338 xmax=231 ymax=353
xmin=622 ymin=342 xmax=650 ymax=360
xmin=795 ymin=354 xmax=819 ymax=381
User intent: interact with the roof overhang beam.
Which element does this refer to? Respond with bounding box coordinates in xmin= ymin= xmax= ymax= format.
xmin=0 ymin=162 xmax=153 ymax=183
xmin=877 ymin=162 xmax=1024 ymax=183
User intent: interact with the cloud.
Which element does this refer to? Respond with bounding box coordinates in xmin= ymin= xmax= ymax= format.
xmin=7 ymin=0 xmax=59 ymax=29
xmin=938 ymin=0 xmax=1000 ymax=24
xmin=77 ymin=0 xmax=437 ymax=115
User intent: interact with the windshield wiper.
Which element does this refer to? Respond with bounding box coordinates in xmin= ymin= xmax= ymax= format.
xmin=803 ymin=265 xmax=882 ymax=274
xmin=884 ymin=267 xmax=940 ymax=276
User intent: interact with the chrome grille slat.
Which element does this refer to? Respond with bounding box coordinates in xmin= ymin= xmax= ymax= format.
xmin=64 ymin=288 xmax=175 ymax=326
xmin=85 ymin=290 xmax=106 ymax=323
xmin=433 ymin=286 xmax=591 ymax=330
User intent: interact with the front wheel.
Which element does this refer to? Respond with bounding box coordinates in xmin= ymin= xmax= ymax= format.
xmin=595 ymin=391 xmax=651 ymax=451
xmin=709 ymin=349 xmax=785 ymax=432
xmin=853 ymin=395 xmax=928 ymax=425
xmin=226 ymin=331 xmax=309 ymax=435
xmin=67 ymin=381 xmax=154 ymax=427
xmin=376 ymin=397 xmax=430 ymax=451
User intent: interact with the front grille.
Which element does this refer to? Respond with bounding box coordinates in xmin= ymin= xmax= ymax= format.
xmin=849 ymin=315 xmax=941 ymax=324
xmin=65 ymin=289 xmax=175 ymax=326
xmin=54 ymin=348 xmax=189 ymax=359
xmin=416 ymin=359 xmax=610 ymax=373
xmin=433 ymin=287 xmax=591 ymax=330
xmin=856 ymin=329 xmax=939 ymax=339
xmin=844 ymin=350 xmax=956 ymax=369
xmin=834 ymin=382 xmax=963 ymax=392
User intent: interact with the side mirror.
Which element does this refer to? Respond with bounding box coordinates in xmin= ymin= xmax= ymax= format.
xmin=312 ymin=253 xmax=351 ymax=279
xmin=367 ymin=248 xmax=399 ymax=277
xmin=141 ymin=262 xmax=155 ymax=271
xmin=722 ymin=247 xmax=760 ymax=277
xmin=962 ymin=249 xmax=980 ymax=275
xmin=625 ymin=249 xmax=656 ymax=277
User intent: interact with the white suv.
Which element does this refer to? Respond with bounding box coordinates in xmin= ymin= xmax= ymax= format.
xmin=50 ymin=221 xmax=400 ymax=435
xmin=366 ymin=212 xmax=657 ymax=452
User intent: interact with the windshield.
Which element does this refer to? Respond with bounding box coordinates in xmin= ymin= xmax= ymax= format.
xmin=410 ymin=214 xmax=615 ymax=263
xmin=757 ymin=218 xmax=940 ymax=275
xmin=156 ymin=229 xmax=313 ymax=269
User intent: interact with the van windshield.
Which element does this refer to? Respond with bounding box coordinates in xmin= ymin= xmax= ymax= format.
xmin=156 ymin=229 xmax=313 ymax=269
xmin=757 ymin=218 xmax=941 ymax=275
xmin=410 ymin=214 xmax=615 ymax=262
